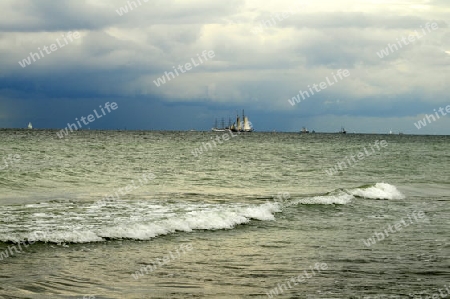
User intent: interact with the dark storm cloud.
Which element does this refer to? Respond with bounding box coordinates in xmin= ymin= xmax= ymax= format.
xmin=0 ymin=0 xmax=449 ymax=134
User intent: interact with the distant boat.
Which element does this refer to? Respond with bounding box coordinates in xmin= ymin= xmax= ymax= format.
xmin=230 ymin=110 xmax=253 ymax=132
xmin=211 ymin=128 xmax=226 ymax=132
xmin=300 ymin=127 xmax=309 ymax=134
xmin=211 ymin=118 xmax=227 ymax=132
xmin=339 ymin=127 xmax=346 ymax=134
xmin=27 ymin=122 xmax=33 ymax=129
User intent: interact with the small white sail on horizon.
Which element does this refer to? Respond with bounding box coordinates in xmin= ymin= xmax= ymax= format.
xmin=28 ymin=122 xmax=33 ymax=129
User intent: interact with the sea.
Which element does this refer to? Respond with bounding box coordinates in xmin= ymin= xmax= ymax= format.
xmin=0 ymin=129 xmax=448 ymax=299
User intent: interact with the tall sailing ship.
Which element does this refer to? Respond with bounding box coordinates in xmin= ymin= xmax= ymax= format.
xmin=211 ymin=118 xmax=227 ymax=132
xmin=230 ymin=110 xmax=253 ymax=132
xmin=211 ymin=110 xmax=254 ymax=132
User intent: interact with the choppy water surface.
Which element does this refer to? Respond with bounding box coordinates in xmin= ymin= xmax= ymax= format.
xmin=0 ymin=130 xmax=448 ymax=298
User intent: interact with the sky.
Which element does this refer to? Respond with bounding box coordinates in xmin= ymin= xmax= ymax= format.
xmin=0 ymin=0 xmax=449 ymax=134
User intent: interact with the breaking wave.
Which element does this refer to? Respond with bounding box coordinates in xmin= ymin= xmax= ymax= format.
xmin=346 ymin=182 xmax=405 ymax=200
xmin=0 ymin=202 xmax=281 ymax=244
xmin=0 ymin=183 xmax=404 ymax=244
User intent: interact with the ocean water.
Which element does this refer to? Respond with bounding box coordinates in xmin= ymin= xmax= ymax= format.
xmin=0 ymin=129 xmax=448 ymax=299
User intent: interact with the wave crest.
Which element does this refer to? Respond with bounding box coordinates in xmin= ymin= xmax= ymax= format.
xmin=347 ymin=183 xmax=405 ymax=200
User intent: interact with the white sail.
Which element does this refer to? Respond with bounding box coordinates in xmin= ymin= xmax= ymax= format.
xmin=236 ymin=116 xmax=241 ymax=131
xmin=243 ymin=117 xmax=251 ymax=131
xmin=28 ymin=122 xmax=33 ymax=129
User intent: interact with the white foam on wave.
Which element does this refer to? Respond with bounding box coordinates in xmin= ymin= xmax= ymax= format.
xmin=0 ymin=230 xmax=104 ymax=244
xmin=0 ymin=184 xmax=404 ymax=244
xmin=288 ymin=191 xmax=354 ymax=206
xmin=99 ymin=202 xmax=280 ymax=241
xmin=347 ymin=182 xmax=405 ymax=200
xmin=1 ymin=202 xmax=281 ymax=243
xmin=31 ymin=230 xmax=104 ymax=243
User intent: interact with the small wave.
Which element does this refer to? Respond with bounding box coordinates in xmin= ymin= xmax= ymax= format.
xmin=100 ymin=202 xmax=279 ymax=240
xmin=278 ymin=182 xmax=403 ymax=207
xmin=287 ymin=191 xmax=354 ymax=206
xmin=0 ymin=202 xmax=280 ymax=243
xmin=346 ymin=182 xmax=405 ymax=200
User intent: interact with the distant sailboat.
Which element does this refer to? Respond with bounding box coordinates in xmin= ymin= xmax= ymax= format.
xmin=230 ymin=110 xmax=253 ymax=132
xmin=27 ymin=122 xmax=33 ymax=129
xmin=300 ymin=127 xmax=309 ymax=134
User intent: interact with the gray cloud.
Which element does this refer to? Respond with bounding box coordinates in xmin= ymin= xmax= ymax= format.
xmin=0 ymin=0 xmax=449 ymax=134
